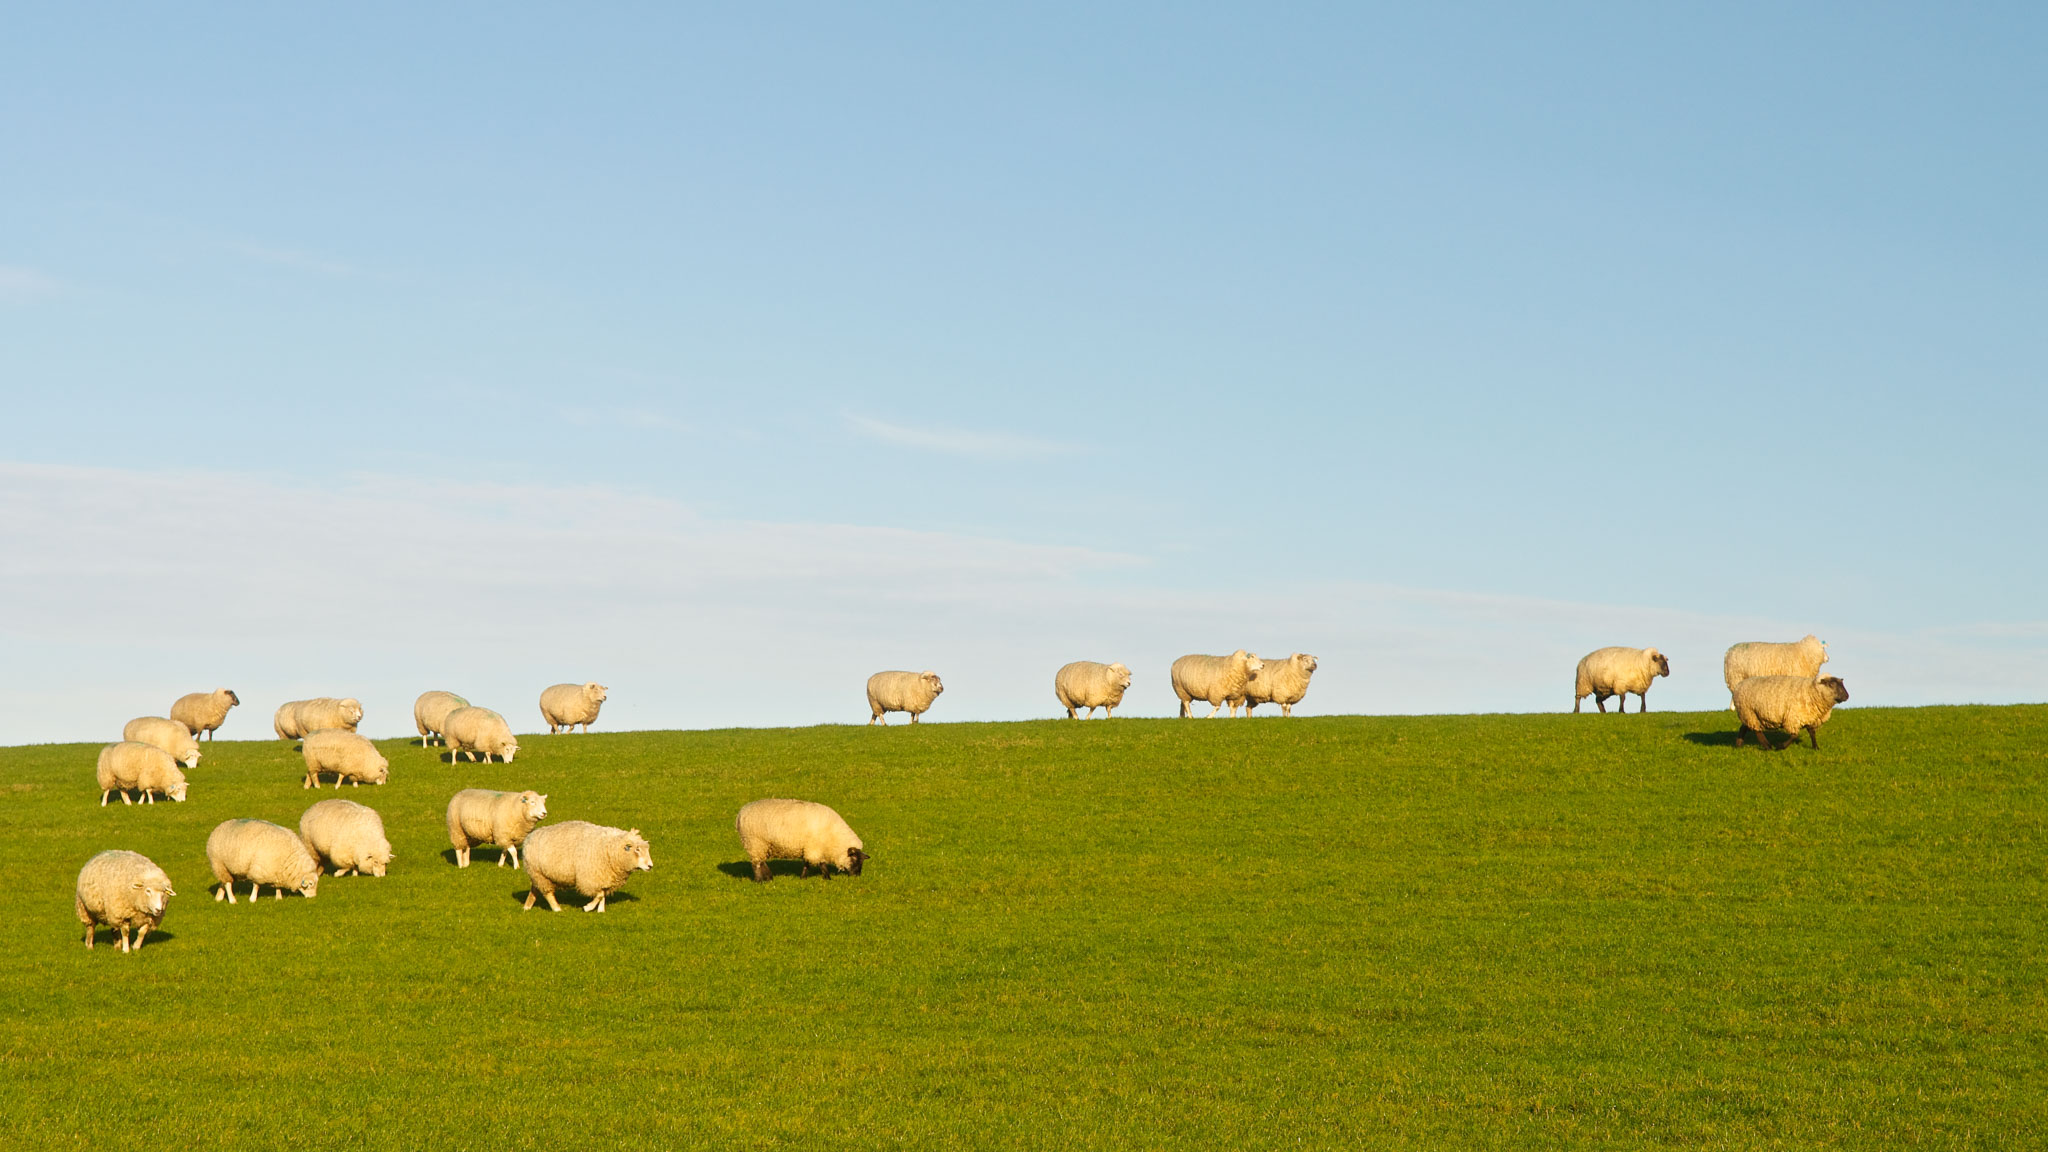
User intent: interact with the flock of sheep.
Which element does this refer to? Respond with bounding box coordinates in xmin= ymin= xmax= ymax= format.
xmin=1573 ymin=633 xmax=1851 ymax=750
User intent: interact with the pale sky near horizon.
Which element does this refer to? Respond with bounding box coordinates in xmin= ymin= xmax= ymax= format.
xmin=4 ymin=5 xmax=2044 ymax=744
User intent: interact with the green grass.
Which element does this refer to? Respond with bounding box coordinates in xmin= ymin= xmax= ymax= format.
xmin=2 ymin=707 xmax=2044 ymax=1149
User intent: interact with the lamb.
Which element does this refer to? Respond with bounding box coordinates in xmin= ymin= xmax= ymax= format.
xmin=300 ymin=729 xmax=390 ymax=789
xmin=1170 ymin=650 xmax=1265 ymax=718
xmin=1733 ymin=675 xmax=1851 ymax=751
xmin=273 ymin=697 xmax=364 ymax=740
xmin=205 ymin=819 xmax=322 ymax=903
xmin=446 ymin=789 xmax=550 ymax=868
xmin=120 ymin=716 xmax=201 ymax=768
xmin=95 ymin=741 xmax=189 ymax=806
xmin=75 ymin=850 xmax=176 ymax=952
xmin=1242 ymin=653 xmax=1319 ymax=717
xmin=442 ymin=706 xmax=519 ymax=763
xmin=413 ymin=691 xmax=469 ymax=747
xmin=520 ymin=821 xmax=653 ymax=912
xmin=1054 ymin=661 xmax=1132 ymax=719
xmin=1723 ymin=635 xmax=1828 ymax=694
xmin=299 ymin=799 xmax=394 ymax=877
xmin=539 ymin=682 xmax=609 ymax=734
xmin=169 ymin=688 xmax=240 ymax=740
xmin=735 ymin=798 xmax=867 ymax=882
xmin=867 ymin=670 xmax=944 ymax=725
xmin=1573 ymin=647 xmax=1670 ymax=714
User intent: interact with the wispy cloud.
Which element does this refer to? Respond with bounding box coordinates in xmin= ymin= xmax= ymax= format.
xmin=0 ymin=264 xmax=60 ymax=302
xmin=234 ymin=244 xmax=357 ymax=277
xmin=847 ymin=414 xmax=1079 ymax=460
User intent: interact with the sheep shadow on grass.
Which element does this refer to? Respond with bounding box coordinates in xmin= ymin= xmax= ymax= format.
xmin=715 ymin=860 xmax=834 ymax=882
xmin=439 ymin=847 xmax=521 ymax=868
xmin=1682 ymin=731 xmax=1741 ymax=748
xmin=505 ymin=888 xmax=639 ymax=908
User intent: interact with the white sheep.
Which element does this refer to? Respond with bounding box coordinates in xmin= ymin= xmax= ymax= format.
xmin=413 ymin=691 xmax=469 ymax=747
xmin=169 ymin=688 xmax=240 ymax=741
xmin=205 ymin=819 xmax=322 ymax=903
xmin=274 ymin=697 xmax=364 ymax=741
xmin=442 ymin=706 xmax=519 ymax=763
xmin=520 ymin=821 xmax=653 ymax=912
xmin=299 ymin=729 xmax=390 ymax=789
xmin=539 ymin=682 xmax=609 ymax=734
xmin=1723 ymin=635 xmax=1828 ymax=694
xmin=299 ymin=799 xmax=394 ymax=877
xmin=1242 ymin=653 xmax=1319 ymax=717
xmin=120 ymin=716 xmax=201 ymax=768
xmin=96 ymin=741 xmax=189 ymax=806
xmin=75 ymin=850 xmax=175 ymax=952
xmin=1733 ymin=675 xmax=1851 ymax=751
xmin=1572 ymin=647 xmax=1670 ymax=714
xmin=1054 ymin=661 xmax=1132 ymax=719
xmin=446 ymin=789 xmax=549 ymax=868
xmin=1170 ymin=651 xmax=1265 ymax=718
xmin=735 ymin=798 xmax=867 ymax=882
xmin=867 ymin=670 xmax=944 ymax=725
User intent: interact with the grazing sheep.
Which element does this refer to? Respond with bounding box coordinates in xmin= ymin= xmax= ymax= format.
xmin=735 ymin=798 xmax=867 ymax=882
xmin=169 ymin=688 xmax=239 ymax=741
xmin=413 ymin=691 xmax=469 ymax=747
xmin=299 ymin=799 xmax=394 ymax=877
xmin=1054 ymin=661 xmax=1132 ymax=719
xmin=446 ymin=789 xmax=549 ymax=868
xmin=867 ymin=670 xmax=944 ymax=725
xmin=120 ymin=716 xmax=201 ymax=768
xmin=1734 ymin=675 xmax=1851 ymax=751
xmin=1573 ymin=647 xmax=1670 ymax=714
xmin=442 ymin=706 xmax=519 ymax=763
xmin=300 ymin=729 xmax=390 ymax=789
xmin=95 ymin=742 xmax=189 ymax=806
xmin=539 ymin=682 xmax=609 ymax=734
xmin=521 ymin=821 xmax=653 ymax=912
xmin=1170 ymin=651 xmax=1265 ymax=718
xmin=1242 ymin=653 xmax=1320 ymax=717
xmin=205 ymin=819 xmax=321 ymax=903
xmin=75 ymin=850 xmax=175 ymax=953
xmin=1723 ymin=635 xmax=1828 ymax=694
xmin=274 ymin=697 xmax=364 ymax=741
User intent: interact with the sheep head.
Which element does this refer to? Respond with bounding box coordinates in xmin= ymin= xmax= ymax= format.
xmin=620 ymin=830 xmax=653 ymax=872
xmin=587 ymin=682 xmax=609 ymax=702
xmin=1819 ymin=676 xmax=1848 ymax=703
xmin=522 ymin=792 xmax=549 ymax=820
xmin=922 ymin=671 xmax=943 ymax=695
xmin=132 ymin=876 xmax=174 ymax=916
xmin=167 ymin=781 xmax=188 ymax=802
xmin=224 ymin=689 xmax=241 ymax=706
xmin=1649 ymin=650 xmax=1670 ymax=677
xmin=845 ymin=846 xmax=867 ymax=876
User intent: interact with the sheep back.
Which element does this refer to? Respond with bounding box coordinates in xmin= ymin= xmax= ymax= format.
xmin=96 ymin=742 xmax=188 ymax=805
xmin=413 ymin=691 xmax=469 ymax=745
xmin=169 ymin=688 xmax=239 ymax=740
xmin=521 ymin=820 xmax=653 ymax=911
xmin=1243 ymin=653 xmax=1319 ymax=716
xmin=1732 ymin=675 xmax=1850 ymax=749
xmin=539 ymin=682 xmax=609 ymax=733
xmin=442 ymin=707 xmax=519 ymax=763
xmin=299 ymin=799 xmax=394 ymax=877
xmin=121 ymin=716 xmax=201 ymax=768
xmin=300 ymin=729 xmax=390 ymax=789
xmin=446 ymin=788 xmax=549 ymax=867
xmin=75 ymin=850 xmax=175 ymax=951
xmin=1054 ymin=661 xmax=1132 ymax=718
xmin=867 ymin=670 xmax=943 ymax=724
xmin=735 ymin=798 xmax=866 ymax=881
xmin=206 ymin=819 xmax=321 ymax=901
xmin=1170 ymin=651 xmax=1264 ymax=717
xmin=1723 ymin=635 xmax=1828 ymax=693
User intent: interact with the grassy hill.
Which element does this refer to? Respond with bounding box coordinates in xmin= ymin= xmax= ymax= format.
xmin=3 ymin=707 xmax=2044 ymax=1149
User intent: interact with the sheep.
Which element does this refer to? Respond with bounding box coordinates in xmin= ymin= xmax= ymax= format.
xmin=95 ymin=741 xmax=189 ymax=806
xmin=205 ymin=819 xmax=321 ymax=903
xmin=75 ymin=850 xmax=175 ymax=952
xmin=1054 ymin=661 xmax=1132 ymax=719
xmin=539 ymin=682 xmax=609 ymax=734
xmin=1733 ymin=675 xmax=1851 ymax=751
xmin=520 ymin=821 xmax=653 ymax=912
xmin=413 ymin=691 xmax=469 ymax=747
xmin=1242 ymin=653 xmax=1320 ymax=717
xmin=442 ymin=706 xmax=519 ymax=763
xmin=1170 ymin=650 xmax=1265 ymax=718
xmin=120 ymin=716 xmax=201 ymax=768
xmin=169 ymin=688 xmax=239 ymax=740
xmin=1723 ymin=635 xmax=1828 ymax=694
xmin=446 ymin=789 xmax=549 ymax=868
xmin=867 ymin=670 xmax=943 ymax=725
xmin=735 ymin=798 xmax=867 ymax=882
xmin=1572 ymin=647 xmax=1670 ymax=714
xmin=299 ymin=799 xmax=394 ymax=877
xmin=300 ymin=729 xmax=390 ymax=789
xmin=274 ymin=697 xmax=364 ymax=741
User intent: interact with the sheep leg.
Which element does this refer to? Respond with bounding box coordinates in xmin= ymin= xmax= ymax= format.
xmin=121 ymin=791 xmax=133 ymax=805
xmin=910 ymin=711 xmax=919 ymax=724
xmin=1639 ymin=690 xmax=1650 ymax=714
xmin=135 ymin=924 xmax=150 ymax=950
xmin=116 ymin=926 xmax=131 ymax=953
xmin=456 ymin=848 xmax=470 ymax=868
xmin=1282 ymin=703 xmax=1293 ymax=718
xmin=752 ymin=859 xmax=770 ymax=882
xmin=83 ymin=923 xmax=95 ymax=949
xmin=1806 ymin=726 xmax=1820 ymax=750
xmin=101 ymin=791 xmax=111 ymax=806
xmin=582 ymin=895 xmax=602 ymax=912
xmin=506 ymin=845 xmax=521 ymax=868
xmin=143 ymin=791 xmax=154 ymax=805
xmin=542 ymin=890 xmax=561 ymax=912
xmin=1595 ymin=694 xmax=1608 ymax=713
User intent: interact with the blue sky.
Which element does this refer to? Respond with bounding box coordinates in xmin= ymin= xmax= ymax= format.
xmin=4 ymin=4 xmax=2043 ymax=742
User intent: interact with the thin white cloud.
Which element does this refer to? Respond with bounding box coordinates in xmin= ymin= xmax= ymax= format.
xmin=846 ymin=414 xmax=1079 ymax=459
xmin=233 ymin=244 xmax=357 ymax=277
xmin=0 ymin=264 xmax=59 ymax=302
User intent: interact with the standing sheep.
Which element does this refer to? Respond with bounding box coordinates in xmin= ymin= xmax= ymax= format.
xmin=169 ymin=688 xmax=240 ymax=740
xmin=1054 ymin=661 xmax=1132 ymax=719
xmin=1723 ymin=635 xmax=1828 ymax=694
xmin=446 ymin=789 xmax=550 ymax=868
xmin=274 ymin=697 xmax=364 ymax=741
xmin=1170 ymin=651 xmax=1265 ymax=718
xmin=442 ymin=706 xmax=519 ymax=763
xmin=1733 ymin=675 xmax=1851 ymax=750
xmin=120 ymin=716 xmax=201 ymax=768
xmin=1572 ymin=647 xmax=1670 ymax=714
xmin=96 ymin=742 xmax=189 ymax=806
xmin=414 ymin=691 xmax=469 ymax=747
xmin=1242 ymin=653 xmax=1320 ymax=717
xmin=539 ymin=682 xmax=609 ymax=734
xmin=205 ymin=819 xmax=322 ymax=903
xmin=867 ymin=670 xmax=944 ymax=725
xmin=75 ymin=850 xmax=176 ymax=952
xmin=300 ymin=729 xmax=391 ymax=789
xmin=520 ymin=821 xmax=653 ymax=912
xmin=735 ymin=798 xmax=867 ymax=882
xmin=299 ymin=799 xmax=394 ymax=877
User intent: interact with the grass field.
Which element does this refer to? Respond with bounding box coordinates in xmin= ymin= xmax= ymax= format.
xmin=2 ymin=706 xmax=2044 ymax=1149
